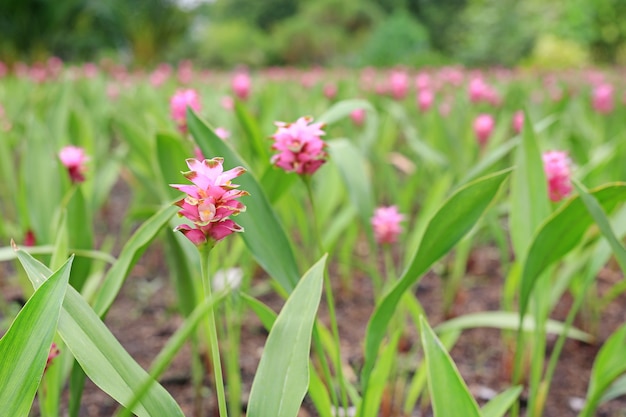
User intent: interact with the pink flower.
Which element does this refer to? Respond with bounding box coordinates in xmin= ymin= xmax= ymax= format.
xmin=323 ymin=83 xmax=337 ymax=100
xmin=170 ymin=89 xmax=201 ymax=132
xmin=220 ymin=96 xmax=234 ymax=111
xmin=59 ymin=146 xmax=88 ymax=183
xmin=350 ymin=108 xmax=366 ymax=127
xmin=592 ymin=83 xmax=614 ymax=114
xmin=417 ymin=89 xmax=434 ymax=112
xmin=24 ymin=229 xmax=36 ymax=247
xmin=371 ymin=206 xmax=404 ymax=245
xmin=215 ymin=127 xmax=231 ymax=140
xmin=270 ymin=116 xmax=328 ymax=176
xmin=232 ymin=72 xmax=251 ymax=100
xmin=473 ymin=114 xmax=495 ymax=146
xmin=389 ymin=70 xmax=409 ymax=100
xmin=170 ymin=158 xmax=248 ymax=246
xmin=512 ymin=110 xmax=524 ymax=134
xmin=45 ymin=343 xmax=60 ymax=373
xmin=543 ymin=150 xmax=572 ymax=202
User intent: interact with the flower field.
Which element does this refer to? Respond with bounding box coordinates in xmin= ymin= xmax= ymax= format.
xmin=0 ymin=62 xmax=625 ymax=417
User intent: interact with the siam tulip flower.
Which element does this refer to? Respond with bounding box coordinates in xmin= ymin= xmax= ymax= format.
xmin=389 ymin=70 xmax=409 ymax=100
xmin=417 ymin=89 xmax=434 ymax=112
xmin=170 ymin=89 xmax=201 ymax=132
xmin=106 ymin=83 xmax=120 ymax=100
xmin=45 ymin=343 xmax=60 ymax=373
xmin=371 ymin=205 xmax=405 ymax=245
xmin=24 ymin=229 xmax=36 ymax=247
xmin=59 ymin=145 xmax=89 ymax=183
xmin=177 ymin=60 xmax=193 ymax=84
xmin=473 ymin=114 xmax=495 ymax=146
xmin=170 ymin=158 xmax=248 ymax=246
xmin=542 ymin=150 xmax=573 ymax=202
xmin=82 ymin=62 xmax=98 ymax=78
xmin=323 ymin=83 xmax=337 ymax=100
xmin=592 ymin=83 xmax=614 ymax=114
xmin=215 ymin=127 xmax=231 ymax=140
xmin=512 ymin=110 xmax=524 ymax=134
xmin=231 ymin=72 xmax=251 ymax=100
xmin=350 ymin=108 xmax=366 ymax=127
xmin=220 ymin=96 xmax=234 ymax=111
xmin=415 ymin=72 xmax=431 ymax=91
xmin=270 ymin=116 xmax=328 ymax=176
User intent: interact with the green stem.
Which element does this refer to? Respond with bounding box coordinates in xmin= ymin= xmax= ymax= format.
xmin=304 ymin=176 xmax=349 ymax=412
xmin=200 ymin=243 xmax=228 ymax=417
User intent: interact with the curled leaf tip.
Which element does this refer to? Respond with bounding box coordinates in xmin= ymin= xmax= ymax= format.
xmin=10 ymin=239 xmax=18 ymax=251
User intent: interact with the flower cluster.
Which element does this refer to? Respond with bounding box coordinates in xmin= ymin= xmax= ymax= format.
xmin=59 ymin=145 xmax=89 ymax=183
xmin=371 ymin=206 xmax=405 ymax=245
xmin=473 ymin=114 xmax=495 ymax=146
xmin=542 ymin=150 xmax=573 ymax=202
xmin=170 ymin=89 xmax=201 ymax=132
xmin=171 ymin=158 xmax=248 ymax=246
xmin=270 ymin=116 xmax=328 ymax=176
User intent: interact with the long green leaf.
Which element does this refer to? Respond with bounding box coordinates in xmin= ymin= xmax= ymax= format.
xmin=481 ymin=386 xmax=523 ymax=417
xmin=187 ymin=108 xmax=301 ymax=292
xmin=573 ymin=180 xmax=626 ymax=274
xmin=579 ymin=323 xmax=626 ymax=417
xmin=0 ymin=255 xmax=71 ymax=417
xmin=420 ymin=316 xmax=481 ymax=417
xmin=361 ymin=169 xmax=511 ymax=390
xmin=16 ymin=249 xmax=185 ymax=417
xmin=247 ymin=255 xmax=327 ymax=417
xmin=434 ymin=311 xmax=593 ymax=343
xmin=92 ymin=204 xmax=179 ymax=316
xmin=520 ymin=183 xmax=626 ymax=317
xmin=509 ymin=110 xmax=550 ymax=259
xmin=327 ymin=139 xmax=375 ymax=244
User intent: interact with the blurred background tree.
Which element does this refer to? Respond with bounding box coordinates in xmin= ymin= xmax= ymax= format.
xmin=1 ymin=0 xmax=625 ymax=68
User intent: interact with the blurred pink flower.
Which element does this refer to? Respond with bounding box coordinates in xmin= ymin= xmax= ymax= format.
xmin=512 ymin=110 xmax=524 ymax=134
xmin=543 ymin=150 xmax=572 ymax=202
xmin=24 ymin=229 xmax=36 ymax=247
xmin=415 ymin=72 xmax=431 ymax=91
xmin=170 ymin=158 xmax=248 ymax=246
xmin=417 ymin=89 xmax=434 ymax=112
xmin=592 ymin=83 xmax=614 ymax=114
xmin=323 ymin=83 xmax=337 ymax=100
xmin=177 ymin=60 xmax=193 ymax=84
xmin=45 ymin=343 xmax=60 ymax=373
xmin=350 ymin=108 xmax=366 ymax=127
xmin=215 ymin=127 xmax=231 ymax=140
xmin=473 ymin=114 xmax=495 ymax=146
xmin=170 ymin=89 xmax=201 ymax=132
xmin=371 ymin=205 xmax=404 ymax=245
xmin=271 ymin=116 xmax=328 ymax=176
xmin=232 ymin=72 xmax=251 ymax=100
xmin=220 ymin=96 xmax=234 ymax=111
xmin=59 ymin=145 xmax=88 ymax=183
xmin=389 ymin=70 xmax=409 ymax=100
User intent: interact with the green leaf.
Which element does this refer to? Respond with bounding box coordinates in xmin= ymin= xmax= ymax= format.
xmin=520 ymin=183 xmax=626 ymax=318
xmin=360 ymin=332 xmax=401 ymax=417
xmin=0 ymin=255 xmax=71 ymax=417
xmin=317 ymin=99 xmax=378 ymax=150
xmin=92 ymin=204 xmax=179 ymax=317
xmin=579 ymin=323 xmax=626 ymax=417
xmin=361 ymin=169 xmax=511 ymax=388
xmin=434 ymin=311 xmax=593 ymax=343
xmin=242 ymin=293 xmax=278 ymax=331
xmin=573 ymin=180 xmax=626 ymax=274
xmin=187 ymin=108 xmax=301 ymax=292
xmin=156 ymin=132 xmax=193 ymax=201
xmin=327 ymin=139 xmax=375 ymax=244
xmin=67 ymin=187 xmax=94 ymax=291
xmin=247 ymin=255 xmax=327 ymax=417
xmin=509 ymin=110 xmax=551 ymax=259
xmin=481 ymin=386 xmax=523 ymax=417
xmin=420 ymin=316 xmax=481 ymax=417
xmin=15 ymin=248 xmax=185 ymax=417
xmin=234 ymin=99 xmax=269 ymax=163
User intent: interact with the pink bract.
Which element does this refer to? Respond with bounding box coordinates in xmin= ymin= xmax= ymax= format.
xmin=350 ymin=108 xmax=366 ymax=127
xmin=543 ymin=150 xmax=573 ymax=202
xmin=59 ymin=145 xmax=89 ymax=183
xmin=170 ymin=88 xmax=201 ymax=132
xmin=473 ymin=114 xmax=495 ymax=146
xmin=270 ymin=116 xmax=328 ymax=176
xmin=170 ymin=158 xmax=248 ymax=246
xmin=371 ymin=206 xmax=405 ymax=245
xmin=512 ymin=110 xmax=524 ymax=134
xmin=232 ymin=72 xmax=251 ymax=100
xmin=592 ymin=83 xmax=614 ymax=114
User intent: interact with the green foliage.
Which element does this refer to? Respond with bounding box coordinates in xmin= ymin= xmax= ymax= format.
xmin=359 ymin=11 xmax=433 ymax=67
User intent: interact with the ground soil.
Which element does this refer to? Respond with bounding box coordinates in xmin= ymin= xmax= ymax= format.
xmin=2 ymin=182 xmax=626 ymax=417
